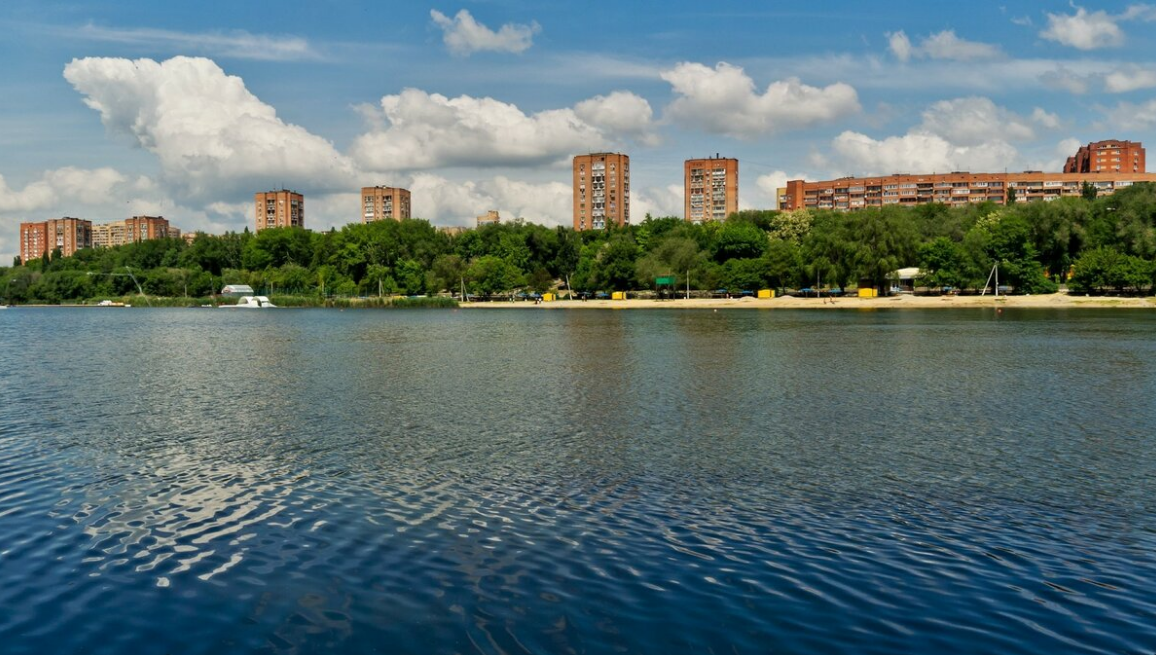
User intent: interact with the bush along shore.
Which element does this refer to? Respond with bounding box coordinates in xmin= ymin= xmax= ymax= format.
xmin=24 ymin=295 xmax=462 ymax=309
xmin=5 ymin=183 xmax=1156 ymax=306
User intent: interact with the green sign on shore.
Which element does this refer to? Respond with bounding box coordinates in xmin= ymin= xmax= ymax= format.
xmin=655 ymin=276 xmax=676 ymax=286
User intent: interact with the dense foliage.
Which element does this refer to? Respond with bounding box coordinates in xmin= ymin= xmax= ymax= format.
xmin=4 ymin=184 xmax=1156 ymax=304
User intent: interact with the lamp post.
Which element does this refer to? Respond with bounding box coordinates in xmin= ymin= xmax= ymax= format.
xmin=87 ymin=267 xmax=152 ymax=306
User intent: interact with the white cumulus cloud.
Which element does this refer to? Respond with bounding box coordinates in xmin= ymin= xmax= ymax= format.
xmin=350 ymin=88 xmax=654 ymax=171
xmin=409 ymin=174 xmax=571 ymax=226
xmin=1101 ymin=98 xmax=1156 ymax=129
xmin=822 ymin=97 xmax=1056 ymax=175
xmin=660 ymin=62 xmax=860 ymax=138
xmin=63 ymin=56 xmax=359 ymax=200
xmin=430 ymin=9 xmax=539 ymax=56
xmin=1038 ymin=4 xmax=1156 ymax=50
xmin=888 ymin=31 xmax=915 ymax=62
xmin=1104 ymin=67 xmax=1156 ymax=92
xmin=573 ymin=91 xmax=659 ymax=146
xmin=633 ymin=184 xmax=684 ymax=219
xmin=917 ymin=97 xmax=1055 ymax=146
xmin=887 ymin=30 xmax=1003 ymax=61
xmin=831 ymin=131 xmax=1019 ymax=175
xmin=754 ymin=171 xmax=808 ymax=210
xmin=0 ymin=167 xmax=127 ymax=213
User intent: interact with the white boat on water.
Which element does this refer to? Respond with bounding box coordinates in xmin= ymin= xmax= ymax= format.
xmin=221 ymin=295 xmax=276 ymax=308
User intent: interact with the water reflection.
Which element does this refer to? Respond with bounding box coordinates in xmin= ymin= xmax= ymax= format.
xmin=1 ymin=308 xmax=1155 ymax=654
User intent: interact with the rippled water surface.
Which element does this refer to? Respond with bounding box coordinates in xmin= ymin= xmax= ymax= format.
xmin=2 ymin=307 xmax=1155 ymax=654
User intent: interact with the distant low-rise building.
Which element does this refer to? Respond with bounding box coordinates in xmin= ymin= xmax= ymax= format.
xmin=362 ymin=186 xmax=411 ymax=222
xmin=255 ymin=189 xmax=304 ymax=231
xmin=92 ymin=216 xmax=172 ymax=248
xmin=20 ymin=217 xmax=92 ymax=262
xmin=476 ymin=210 xmax=500 ymax=227
xmin=438 ymin=226 xmax=468 ymax=237
xmin=182 ymin=232 xmax=202 ymax=245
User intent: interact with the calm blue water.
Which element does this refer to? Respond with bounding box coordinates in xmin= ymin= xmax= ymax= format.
xmin=1 ymin=307 xmax=1155 ymax=654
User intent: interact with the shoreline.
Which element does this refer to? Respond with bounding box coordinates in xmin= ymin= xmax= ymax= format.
xmin=6 ymin=293 xmax=1155 ymax=310
xmin=461 ymin=293 xmax=1156 ymax=310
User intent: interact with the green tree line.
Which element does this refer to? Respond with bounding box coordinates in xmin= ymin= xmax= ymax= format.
xmin=4 ymin=183 xmax=1156 ymax=304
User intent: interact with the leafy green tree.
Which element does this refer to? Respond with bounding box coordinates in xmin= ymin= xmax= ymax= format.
xmin=1016 ymin=199 xmax=1086 ymax=281
xmin=597 ymin=235 xmax=640 ymax=290
xmin=712 ymin=221 xmax=768 ymax=262
xmin=767 ymin=209 xmax=813 ymax=242
xmin=1070 ymin=247 xmax=1153 ymax=292
xmin=918 ymin=237 xmax=969 ymax=289
xmin=719 ymin=258 xmax=768 ymax=290
xmin=551 ymin=228 xmax=581 ymax=282
xmin=633 ymin=216 xmax=684 ymax=252
xmin=395 ymin=259 xmax=426 ymax=295
xmin=728 ymin=209 xmax=778 ymax=232
xmin=527 ymin=267 xmax=554 ymax=293
xmin=980 ymin=211 xmax=1057 ymax=293
xmin=764 ymin=239 xmax=802 ymax=289
xmin=1081 ymin=181 xmax=1098 ymax=201
xmin=848 ymin=207 xmax=920 ymax=294
xmin=635 ymin=237 xmax=703 ymax=288
xmin=467 ymin=255 xmax=523 ymax=295
xmin=427 ymin=254 xmax=467 ymax=294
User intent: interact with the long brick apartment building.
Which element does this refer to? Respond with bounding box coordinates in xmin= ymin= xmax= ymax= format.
xmin=685 ymin=156 xmax=738 ymax=223
xmin=1064 ymin=140 xmax=1145 ymax=173
xmin=19 ymin=217 xmax=92 ymax=262
xmin=779 ymin=171 xmax=1156 ymax=211
xmin=573 ymin=153 xmax=630 ymax=231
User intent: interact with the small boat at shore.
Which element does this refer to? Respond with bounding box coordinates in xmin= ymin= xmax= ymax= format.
xmin=220 ymin=295 xmax=276 ymax=308
xmin=96 ymin=300 xmax=130 ymax=307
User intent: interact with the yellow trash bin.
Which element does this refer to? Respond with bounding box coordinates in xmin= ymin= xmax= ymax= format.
xmin=857 ymin=288 xmax=877 ymax=298
xmin=611 ymin=291 xmax=626 ymax=300
xmin=757 ymin=289 xmax=774 ymax=299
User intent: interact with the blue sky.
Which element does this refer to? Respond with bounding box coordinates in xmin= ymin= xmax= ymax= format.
xmin=2 ymin=0 xmax=1155 ymax=261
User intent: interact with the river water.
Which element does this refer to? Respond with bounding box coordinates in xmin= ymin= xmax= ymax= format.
xmin=1 ymin=307 xmax=1154 ymax=654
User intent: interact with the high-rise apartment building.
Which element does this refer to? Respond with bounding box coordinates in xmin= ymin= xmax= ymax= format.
xmin=573 ymin=153 xmax=630 ymax=231
xmin=361 ymin=186 xmax=411 ymax=222
xmin=685 ymin=156 xmax=738 ymax=222
xmin=19 ymin=217 xmax=92 ymax=262
xmin=92 ymin=216 xmax=172 ymax=248
xmin=255 ymin=190 xmax=304 ymax=231
xmin=780 ymin=171 xmax=1156 ymax=211
xmin=1064 ymin=140 xmax=1145 ymax=173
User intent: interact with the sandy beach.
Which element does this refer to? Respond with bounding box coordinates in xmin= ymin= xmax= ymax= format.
xmin=463 ymin=293 xmax=1156 ymax=310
